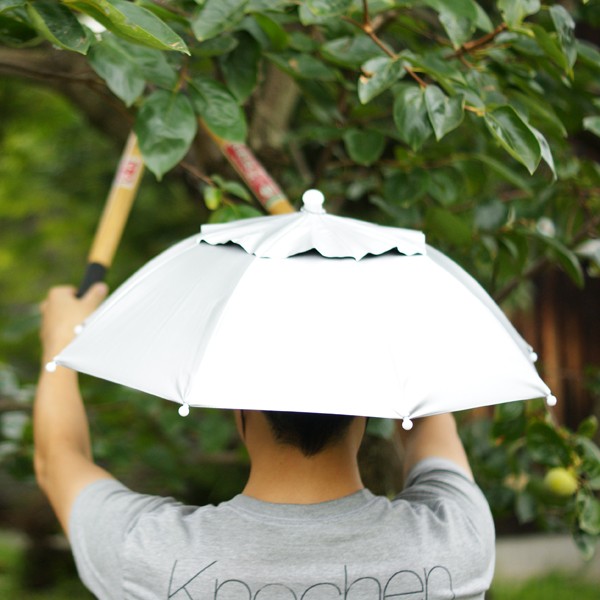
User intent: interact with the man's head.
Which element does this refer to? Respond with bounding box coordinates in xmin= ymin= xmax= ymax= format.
xmin=261 ymin=411 xmax=355 ymax=457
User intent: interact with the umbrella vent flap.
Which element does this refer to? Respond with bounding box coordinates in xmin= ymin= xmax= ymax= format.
xmin=198 ymin=190 xmax=426 ymax=260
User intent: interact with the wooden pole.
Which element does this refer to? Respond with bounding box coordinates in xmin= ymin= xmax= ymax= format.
xmin=77 ymin=132 xmax=144 ymax=296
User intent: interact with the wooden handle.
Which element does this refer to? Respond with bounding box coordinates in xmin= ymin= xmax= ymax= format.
xmin=87 ymin=132 xmax=144 ymax=265
xmin=77 ymin=132 xmax=144 ymax=297
xmin=201 ymin=121 xmax=295 ymax=215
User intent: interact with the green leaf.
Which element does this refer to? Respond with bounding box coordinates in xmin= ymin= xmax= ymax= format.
xmin=515 ymin=490 xmax=537 ymax=524
xmin=208 ymin=203 xmax=263 ymax=224
xmin=64 ymin=0 xmax=189 ymax=53
xmin=123 ymin=42 xmax=178 ymax=89
xmin=343 ymin=129 xmax=385 ymax=166
xmin=252 ymin=12 xmax=288 ymax=51
xmin=573 ymin=531 xmax=597 ymax=561
xmin=267 ymin=52 xmax=338 ymax=81
xmin=577 ymin=416 xmax=598 ymax=440
xmin=577 ymin=492 xmax=600 ymax=535
xmin=497 ymin=0 xmax=540 ymax=28
xmin=493 ymin=400 xmax=526 ymax=440
xmin=509 ymin=90 xmax=567 ymax=138
xmin=220 ymin=181 xmax=251 ymax=202
xmin=192 ymin=0 xmax=247 ymax=41
xmin=305 ymin=0 xmax=352 ymax=17
xmin=583 ymin=116 xmax=600 ymax=138
xmin=88 ymin=39 xmax=145 ymax=106
xmin=321 ymin=36 xmax=386 ymax=69
xmin=425 ymin=206 xmax=472 ymax=247
xmin=220 ymin=32 xmax=261 ymax=102
xmin=195 ymin=34 xmax=239 ymax=57
xmin=468 ymin=153 xmax=533 ymax=196
xmin=358 ymin=56 xmax=406 ymax=104
xmin=576 ymin=41 xmax=600 ymax=72
xmin=134 ymin=90 xmax=197 ymax=179
xmin=526 ymin=421 xmax=571 ymax=466
xmin=576 ymin=436 xmax=600 ymax=486
xmin=393 ymin=84 xmax=433 ymax=151
xmin=484 ymin=106 xmax=541 ymax=174
xmin=473 ymin=1 xmax=493 ymax=33
xmin=423 ymin=0 xmax=478 ymax=48
xmin=530 ymin=23 xmax=570 ymax=74
xmin=530 ymin=231 xmax=584 ymax=288
xmin=550 ymin=4 xmax=576 ymax=71
xmin=26 ymin=0 xmax=90 ymax=54
xmin=0 ymin=0 xmax=25 ymax=12
xmin=424 ymin=85 xmax=464 ymax=141
xmin=0 ymin=13 xmax=38 ymax=45
xmin=383 ymin=169 xmax=428 ymax=206
xmin=189 ymin=76 xmax=247 ymax=142
xmin=529 ymin=126 xmax=556 ymax=180
xmin=475 ymin=199 xmax=508 ymax=230
xmin=427 ymin=168 xmax=464 ymax=206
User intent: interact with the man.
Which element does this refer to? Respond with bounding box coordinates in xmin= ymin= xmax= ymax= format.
xmin=35 ymin=284 xmax=495 ymax=599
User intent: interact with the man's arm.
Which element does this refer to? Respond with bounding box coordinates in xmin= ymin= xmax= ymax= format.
xmin=34 ymin=284 xmax=113 ymax=537
xmin=396 ymin=413 xmax=473 ymax=480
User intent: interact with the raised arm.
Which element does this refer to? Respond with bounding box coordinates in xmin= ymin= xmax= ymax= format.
xmin=396 ymin=413 xmax=473 ymax=480
xmin=34 ymin=284 xmax=113 ymax=536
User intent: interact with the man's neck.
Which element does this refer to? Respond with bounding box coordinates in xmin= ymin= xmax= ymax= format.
xmin=240 ymin=411 xmax=365 ymax=504
xmin=242 ymin=447 xmax=364 ymax=504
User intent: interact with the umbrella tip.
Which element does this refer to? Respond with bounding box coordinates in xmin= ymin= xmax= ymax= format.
xmin=301 ymin=189 xmax=326 ymax=214
xmin=546 ymin=394 xmax=557 ymax=407
xmin=401 ymin=417 xmax=413 ymax=431
xmin=45 ymin=359 xmax=58 ymax=373
xmin=178 ymin=402 xmax=190 ymax=417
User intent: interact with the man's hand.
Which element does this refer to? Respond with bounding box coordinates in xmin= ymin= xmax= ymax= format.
xmin=40 ymin=283 xmax=108 ymax=364
xmin=35 ymin=283 xmax=113 ymax=537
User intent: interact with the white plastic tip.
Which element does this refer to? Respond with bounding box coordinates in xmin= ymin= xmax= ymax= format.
xmin=530 ymin=351 xmax=538 ymax=363
xmin=546 ymin=394 xmax=557 ymax=407
xmin=301 ymin=189 xmax=326 ymax=214
xmin=74 ymin=324 xmax=84 ymax=335
xmin=178 ymin=403 xmax=190 ymax=417
xmin=402 ymin=418 xmax=413 ymax=431
xmin=45 ymin=361 xmax=57 ymax=373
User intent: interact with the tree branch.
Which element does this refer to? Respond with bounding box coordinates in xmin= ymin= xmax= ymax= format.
xmin=448 ymin=23 xmax=508 ymax=59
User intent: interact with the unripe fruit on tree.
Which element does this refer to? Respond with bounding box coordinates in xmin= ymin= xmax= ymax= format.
xmin=543 ymin=467 xmax=578 ymax=497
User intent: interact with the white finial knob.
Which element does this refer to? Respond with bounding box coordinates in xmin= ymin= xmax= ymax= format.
xmin=178 ymin=403 xmax=190 ymax=417
xmin=402 ymin=418 xmax=413 ymax=431
xmin=546 ymin=394 xmax=557 ymax=407
xmin=45 ymin=360 xmax=57 ymax=373
xmin=301 ymin=189 xmax=326 ymax=214
xmin=74 ymin=324 xmax=84 ymax=335
xmin=530 ymin=351 xmax=538 ymax=363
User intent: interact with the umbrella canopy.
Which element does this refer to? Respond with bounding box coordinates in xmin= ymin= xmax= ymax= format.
xmin=53 ymin=191 xmax=553 ymax=428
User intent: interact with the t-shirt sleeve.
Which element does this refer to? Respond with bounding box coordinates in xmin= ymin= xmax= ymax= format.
xmin=69 ymin=478 xmax=180 ymax=599
xmin=398 ymin=457 xmax=496 ymax=576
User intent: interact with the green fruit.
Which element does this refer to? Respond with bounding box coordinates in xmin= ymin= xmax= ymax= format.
xmin=544 ymin=467 xmax=578 ymax=497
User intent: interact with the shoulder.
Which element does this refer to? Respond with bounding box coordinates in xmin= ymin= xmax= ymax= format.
xmin=395 ymin=457 xmax=495 ymax=551
xmin=69 ymin=479 xmax=207 ymax=599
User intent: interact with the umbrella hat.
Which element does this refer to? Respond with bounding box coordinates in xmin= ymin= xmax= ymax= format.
xmin=53 ymin=190 xmax=553 ymax=428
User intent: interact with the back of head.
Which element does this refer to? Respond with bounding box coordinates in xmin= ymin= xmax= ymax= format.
xmin=262 ymin=411 xmax=355 ymax=457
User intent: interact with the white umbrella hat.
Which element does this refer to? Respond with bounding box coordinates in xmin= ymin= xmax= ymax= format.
xmin=52 ymin=190 xmax=554 ymax=429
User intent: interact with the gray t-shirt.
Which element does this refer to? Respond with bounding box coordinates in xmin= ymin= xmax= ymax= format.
xmin=70 ymin=458 xmax=495 ymax=600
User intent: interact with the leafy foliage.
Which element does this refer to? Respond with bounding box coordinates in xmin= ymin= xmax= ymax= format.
xmin=0 ymin=0 xmax=599 ymax=556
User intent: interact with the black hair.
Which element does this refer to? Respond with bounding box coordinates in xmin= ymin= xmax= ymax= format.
xmin=261 ymin=411 xmax=355 ymax=457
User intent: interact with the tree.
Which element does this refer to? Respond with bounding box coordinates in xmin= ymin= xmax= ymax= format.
xmin=0 ymin=0 xmax=599 ymax=564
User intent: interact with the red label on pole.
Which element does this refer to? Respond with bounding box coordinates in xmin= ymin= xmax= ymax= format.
xmin=116 ymin=157 xmax=143 ymax=190
xmin=223 ymin=143 xmax=287 ymax=209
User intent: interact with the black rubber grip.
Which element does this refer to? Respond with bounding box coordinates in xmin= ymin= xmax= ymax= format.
xmin=77 ymin=262 xmax=107 ymax=298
